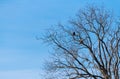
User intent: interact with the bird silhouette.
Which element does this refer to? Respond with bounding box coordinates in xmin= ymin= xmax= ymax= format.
xmin=79 ymin=39 xmax=83 ymax=44
xmin=73 ymin=32 xmax=76 ymax=36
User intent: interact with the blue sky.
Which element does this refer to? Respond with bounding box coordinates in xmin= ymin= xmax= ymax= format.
xmin=0 ymin=0 xmax=120 ymax=79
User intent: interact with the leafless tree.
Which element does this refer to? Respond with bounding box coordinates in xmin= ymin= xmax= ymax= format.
xmin=42 ymin=6 xmax=120 ymax=79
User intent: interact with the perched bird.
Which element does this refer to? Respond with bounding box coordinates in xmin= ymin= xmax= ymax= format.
xmin=73 ymin=32 xmax=76 ymax=36
xmin=79 ymin=39 xmax=83 ymax=44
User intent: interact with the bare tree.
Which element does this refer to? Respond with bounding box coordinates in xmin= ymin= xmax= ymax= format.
xmin=42 ymin=6 xmax=120 ymax=79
